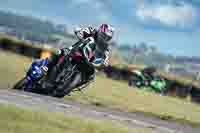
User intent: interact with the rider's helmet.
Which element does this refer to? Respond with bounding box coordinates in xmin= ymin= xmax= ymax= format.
xmin=96 ymin=24 xmax=114 ymax=44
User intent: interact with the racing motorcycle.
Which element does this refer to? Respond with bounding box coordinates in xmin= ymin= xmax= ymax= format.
xmin=13 ymin=37 xmax=97 ymax=98
xmin=128 ymin=70 xmax=167 ymax=94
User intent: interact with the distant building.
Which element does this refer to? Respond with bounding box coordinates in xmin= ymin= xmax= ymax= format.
xmin=165 ymin=64 xmax=171 ymax=73
xmin=196 ymin=72 xmax=200 ymax=80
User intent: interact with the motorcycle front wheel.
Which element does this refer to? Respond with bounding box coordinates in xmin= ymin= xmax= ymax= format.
xmin=12 ymin=77 xmax=28 ymax=91
xmin=52 ymin=69 xmax=82 ymax=98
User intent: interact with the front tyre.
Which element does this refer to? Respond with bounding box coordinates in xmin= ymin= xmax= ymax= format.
xmin=63 ymin=72 xmax=82 ymax=95
xmin=12 ymin=77 xmax=28 ymax=90
xmin=52 ymin=72 xmax=82 ymax=98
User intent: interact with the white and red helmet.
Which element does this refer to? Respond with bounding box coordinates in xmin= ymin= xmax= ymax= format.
xmin=98 ymin=24 xmax=114 ymax=42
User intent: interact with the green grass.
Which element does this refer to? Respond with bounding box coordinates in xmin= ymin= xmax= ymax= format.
xmin=66 ymin=76 xmax=200 ymax=127
xmin=1 ymin=50 xmax=200 ymax=127
xmin=0 ymin=103 xmax=153 ymax=133
xmin=0 ymin=50 xmax=31 ymax=89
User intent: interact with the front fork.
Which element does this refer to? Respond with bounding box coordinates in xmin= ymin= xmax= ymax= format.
xmin=21 ymin=76 xmax=33 ymax=91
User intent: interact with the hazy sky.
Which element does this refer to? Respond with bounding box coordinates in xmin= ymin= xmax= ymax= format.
xmin=0 ymin=0 xmax=200 ymax=56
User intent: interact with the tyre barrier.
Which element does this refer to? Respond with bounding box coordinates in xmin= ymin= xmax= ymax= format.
xmin=0 ymin=36 xmax=54 ymax=59
xmin=103 ymin=65 xmax=200 ymax=104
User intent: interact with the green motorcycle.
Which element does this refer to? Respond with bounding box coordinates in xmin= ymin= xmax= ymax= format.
xmin=129 ymin=70 xmax=167 ymax=94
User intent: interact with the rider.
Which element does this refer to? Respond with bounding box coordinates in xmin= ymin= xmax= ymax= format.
xmin=73 ymin=24 xmax=114 ymax=67
xmin=34 ymin=24 xmax=115 ymax=86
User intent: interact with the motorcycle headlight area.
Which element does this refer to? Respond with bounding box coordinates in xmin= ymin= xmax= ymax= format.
xmin=31 ymin=67 xmax=43 ymax=78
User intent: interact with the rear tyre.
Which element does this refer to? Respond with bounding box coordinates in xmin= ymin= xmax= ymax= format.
xmin=129 ymin=76 xmax=142 ymax=88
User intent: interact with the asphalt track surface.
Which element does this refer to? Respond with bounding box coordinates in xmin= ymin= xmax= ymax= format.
xmin=0 ymin=89 xmax=199 ymax=133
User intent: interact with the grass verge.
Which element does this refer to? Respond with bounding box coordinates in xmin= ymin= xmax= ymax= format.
xmin=0 ymin=103 xmax=153 ymax=133
xmin=66 ymin=76 xmax=200 ymax=127
xmin=0 ymin=49 xmax=31 ymax=89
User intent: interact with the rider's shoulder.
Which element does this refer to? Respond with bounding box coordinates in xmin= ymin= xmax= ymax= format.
xmin=88 ymin=26 xmax=96 ymax=32
xmin=82 ymin=26 xmax=96 ymax=33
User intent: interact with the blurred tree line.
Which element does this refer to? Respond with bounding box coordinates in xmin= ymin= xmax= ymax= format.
xmin=0 ymin=10 xmax=68 ymax=43
xmin=117 ymin=42 xmax=176 ymax=69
